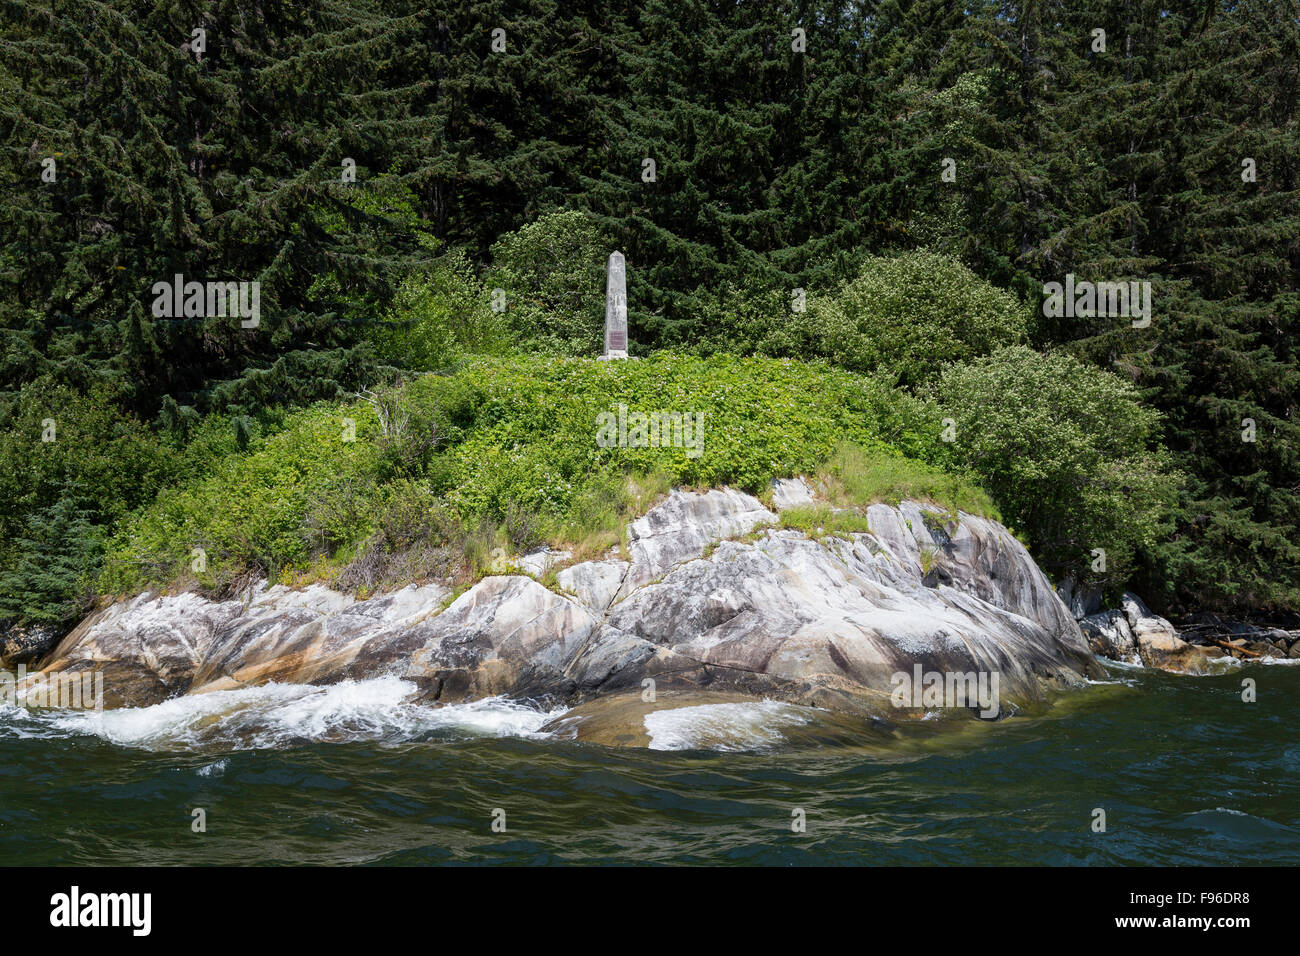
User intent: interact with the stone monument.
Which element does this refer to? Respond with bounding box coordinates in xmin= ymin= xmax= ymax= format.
xmin=601 ymin=251 xmax=628 ymax=360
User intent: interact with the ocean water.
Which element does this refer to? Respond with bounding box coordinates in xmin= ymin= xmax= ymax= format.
xmin=1 ymin=661 xmax=1297 ymax=866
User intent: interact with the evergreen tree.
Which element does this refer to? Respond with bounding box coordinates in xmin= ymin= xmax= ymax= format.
xmin=0 ymin=0 xmax=443 ymax=415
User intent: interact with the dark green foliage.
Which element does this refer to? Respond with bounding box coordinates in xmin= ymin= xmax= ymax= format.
xmin=488 ymin=210 xmax=611 ymax=355
xmin=938 ymin=346 xmax=1178 ymax=595
xmin=0 ymin=489 xmax=103 ymax=625
xmin=0 ymin=0 xmax=444 ymax=416
xmin=1 ymin=0 xmax=1297 ymax=621
xmin=0 ymin=381 xmax=173 ymax=623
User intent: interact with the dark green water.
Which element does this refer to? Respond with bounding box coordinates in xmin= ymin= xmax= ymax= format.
xmin=2 ymin=661 xmax=1297 ymax=865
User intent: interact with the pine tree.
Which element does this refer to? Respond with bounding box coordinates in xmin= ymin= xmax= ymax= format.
xmin=0 ymin=0 xmax=442 ymax=416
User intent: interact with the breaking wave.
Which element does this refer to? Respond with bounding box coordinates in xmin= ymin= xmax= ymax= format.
xmin=643 ymin=700 xmax=817 ymax=752
xmin=0 ymin=677 xmax=567 ymax=752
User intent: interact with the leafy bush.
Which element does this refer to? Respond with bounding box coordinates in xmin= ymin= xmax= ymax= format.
xmin=367 ymin=249 xmax=509 ymax=372
xmin=797 ymin=250 xmax=1031 ymax=388
xmin=100 ymin=405 xmax=383 ymax=595
xmin=55 ymin=346 xmax=1168 ymax=612
xmin=429 ymin=352 xmax=946 ymax=517
xmin=689 ymin=278 xmax=810 ymax=358
xmin=100 ymin=353 xmax=988 ymax=598
xmin=338 ymin=480 xmax=478 ymax=595
xmin=487 ymin=210 xmax=611 ymax=355
xmin=937 ymin=346 xmax=1179 ymax=592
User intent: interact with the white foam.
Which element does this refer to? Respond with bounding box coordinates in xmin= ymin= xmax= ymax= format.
xmin=643 ymin=700 xmax=816 ymax=752
xmin=14 ymin=677 xmax=566 ymax=752
xmin=0 ymin=700 xmax=66 ymax=739
xmin=1085 ymin=673 xmax=1140 ymax=686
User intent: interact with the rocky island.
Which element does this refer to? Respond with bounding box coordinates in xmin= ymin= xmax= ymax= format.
xmin=24 ymin=481 xmax=1112 ymax=737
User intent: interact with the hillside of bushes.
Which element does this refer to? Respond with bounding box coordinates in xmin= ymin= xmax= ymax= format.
xmin=92 ymin=353 xmax=994 ymax=600
xmin=3 ymin=238 xmax=1179 ymax=625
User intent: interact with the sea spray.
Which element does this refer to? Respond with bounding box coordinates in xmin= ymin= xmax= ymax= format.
xmin=38 ymin=677 xmax=567 ymax=752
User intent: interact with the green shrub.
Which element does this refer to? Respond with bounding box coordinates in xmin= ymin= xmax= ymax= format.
xmin=368 ymin=249 xmax=509 ymax=372
xmin=487 ymin=210 xmax=611 ymax=355
xmin=937 ymin=346 xmax=1179 ymax=592
xmin=338 ymin=480 xmax=477 ymax=595
xmin=690 ymin=277 xmax=814 ymax=358
xmin=96 ymin=349 xmax=1086 ymax=608
xmin=428 ymin=352 xmax=943 ymax=514
xmin=797 ymin=250 xmax=1031 ymax=388
xmin=0 ymin=381 xmax=173 ymax=624
xmin=100 ymin=404 xmax=384 ymax=595
xmin=101 ymin=353 xmax=991 ymax=598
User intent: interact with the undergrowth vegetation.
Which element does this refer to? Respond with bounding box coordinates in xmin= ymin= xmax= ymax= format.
xmin=98 ymin=354 xmax=987 ymax=599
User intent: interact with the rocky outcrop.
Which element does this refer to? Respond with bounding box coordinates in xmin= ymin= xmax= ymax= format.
xmin=1081 ymin=592 xmax=1217 ymax=673
xmin=1118 ymin=592 xmax=1210 ymax=673
xmin=1079 ymin=609 xmax=1138 ymax=664
xmin=555 ymin=559 xmax=626 ymax=612
xmin=1176 ymin=615 xmax=1300 ymax=661
xmin=575 ymin=498 xmax=1102 ymax=715
xmin=0 ymin=621 xmax=62 ymax=668
xmin=1078 ymin=591 xmax=1296 ymax=673
xmin=30 ymin=486 xmax=1106 ymax=722
xmin=616 ymin=487 xmax=777 ymax=598
xmin=1056 ymin=577 xmax=1102 ymax=620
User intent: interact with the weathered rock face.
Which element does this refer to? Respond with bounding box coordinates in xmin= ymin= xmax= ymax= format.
xmin=1080 ymin=609 xmax=1138 ymax=663
xmin=616 ymin=487 xmax=777 ymax=598
xmin=1056 ymin=577 xmax=1102 ymax=620
xmin=574 ymin=499 xmax=1102 ymax=715
xmin=1082 ymin=592 xmax=1223 ymax=674
xmin=31 ymin=486 xmax=1106 ymax=719
xmin=1081 ymin=593 xmax=1300 ymax=671
xmin=1119 ymin=592 xmax=1207 ymax=673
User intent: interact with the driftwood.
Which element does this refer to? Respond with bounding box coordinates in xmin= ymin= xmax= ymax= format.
xmin=1210 ymin=638 xmax=1262 ymax=659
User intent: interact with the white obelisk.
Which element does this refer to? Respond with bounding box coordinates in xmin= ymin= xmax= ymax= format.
xmin=601 ymin=251 xmax=629 ymax=360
